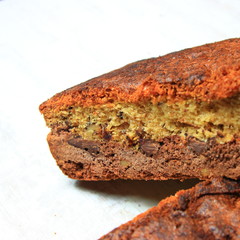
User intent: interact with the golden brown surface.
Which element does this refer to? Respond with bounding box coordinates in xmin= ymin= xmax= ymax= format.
xmin=40 ymin=38 xmax=240 ymax=114
xmin=99 ymin=178 xmax=240 ymax=240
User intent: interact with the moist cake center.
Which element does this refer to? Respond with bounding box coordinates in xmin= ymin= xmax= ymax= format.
xmin=46 ymin=94 xmax=240 ymax=145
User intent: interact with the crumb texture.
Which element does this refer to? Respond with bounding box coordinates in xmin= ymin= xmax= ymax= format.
xmin=99 ymin=178 xmax=240 ymax=240
xmin=45 ymin=94 xmax=240 ymax=144
xmin=48 ymin=131 xmax=240 ymax=181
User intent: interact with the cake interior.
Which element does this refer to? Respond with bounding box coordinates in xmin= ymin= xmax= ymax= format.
xmin=45 ymin=94 xmax=240 ymax=145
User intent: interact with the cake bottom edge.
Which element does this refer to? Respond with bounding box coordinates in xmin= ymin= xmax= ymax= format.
xmin=47 ymin=131 xmax=240 ymax=181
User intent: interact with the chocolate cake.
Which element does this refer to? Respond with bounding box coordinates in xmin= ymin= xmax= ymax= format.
xmin=40 ymin=38 xmax=240 ymax=180
xmin=99 ymin=178 xmax=240 ymax=240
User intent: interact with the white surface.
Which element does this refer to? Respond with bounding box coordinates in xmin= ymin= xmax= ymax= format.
xmin=0 ymin=0 xmax=239 ymax=239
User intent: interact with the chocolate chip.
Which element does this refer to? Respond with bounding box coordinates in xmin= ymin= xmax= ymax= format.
xmin=188 ymin=140 xmax=208 ymax=155
xmin=117 ymin=111 xmax=124 ymax=119
xmin=217 ymin=131 xmax=224 ymax=138
xmin=100 ymin=126 xmax=112 ymax=141
xmin=102 ymin=131 xmax=112 ymax=141
xmin=68 ymin=137 xmax=100 ymax=155
xmin=140 ymin=139 xmax=159 ymax=156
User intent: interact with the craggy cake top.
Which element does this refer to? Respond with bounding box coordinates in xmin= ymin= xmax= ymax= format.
xmin=40 ymin=38 xmax=240 ymax=113
xmin=99 ymin=178 xmax=240 ymax=239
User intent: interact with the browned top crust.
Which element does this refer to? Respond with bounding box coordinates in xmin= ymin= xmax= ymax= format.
xmin=40 ymin=38 xmax=240 ymax=113
xmin=99 ymin=178 xmax=240 ymax=240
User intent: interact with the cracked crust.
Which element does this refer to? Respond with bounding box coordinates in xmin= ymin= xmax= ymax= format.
xmin=40 ymin=38 xmax=240 ymax=113
xmin=99 ymin=178 xmax=240 ymax=240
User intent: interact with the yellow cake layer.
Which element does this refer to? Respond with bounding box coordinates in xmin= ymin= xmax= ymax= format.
xmin=46 ymin=94 xmax=240 ymax=144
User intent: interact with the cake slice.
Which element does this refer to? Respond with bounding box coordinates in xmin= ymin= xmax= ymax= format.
xmin=40 ymin=38 xmax=240 ymax=181
xmin=99 ymin=178 xmax=240 ymax=240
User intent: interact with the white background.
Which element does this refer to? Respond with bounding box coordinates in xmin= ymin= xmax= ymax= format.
xmin=0 ymin=0 xmax=239 ymax=239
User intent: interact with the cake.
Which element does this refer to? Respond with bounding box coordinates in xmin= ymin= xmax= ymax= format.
xmin=40 ymin=38 xmax=240 ymax=181
xmin=99 ymin=178 xmax=240 ymax=240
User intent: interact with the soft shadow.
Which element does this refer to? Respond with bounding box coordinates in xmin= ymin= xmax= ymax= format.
xmin=75 ymin=178 xmax=200 ymax=203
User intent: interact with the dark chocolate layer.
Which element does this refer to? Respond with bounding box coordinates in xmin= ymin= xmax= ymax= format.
xmin=48 ymin=130 xmax=240 ymax=180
